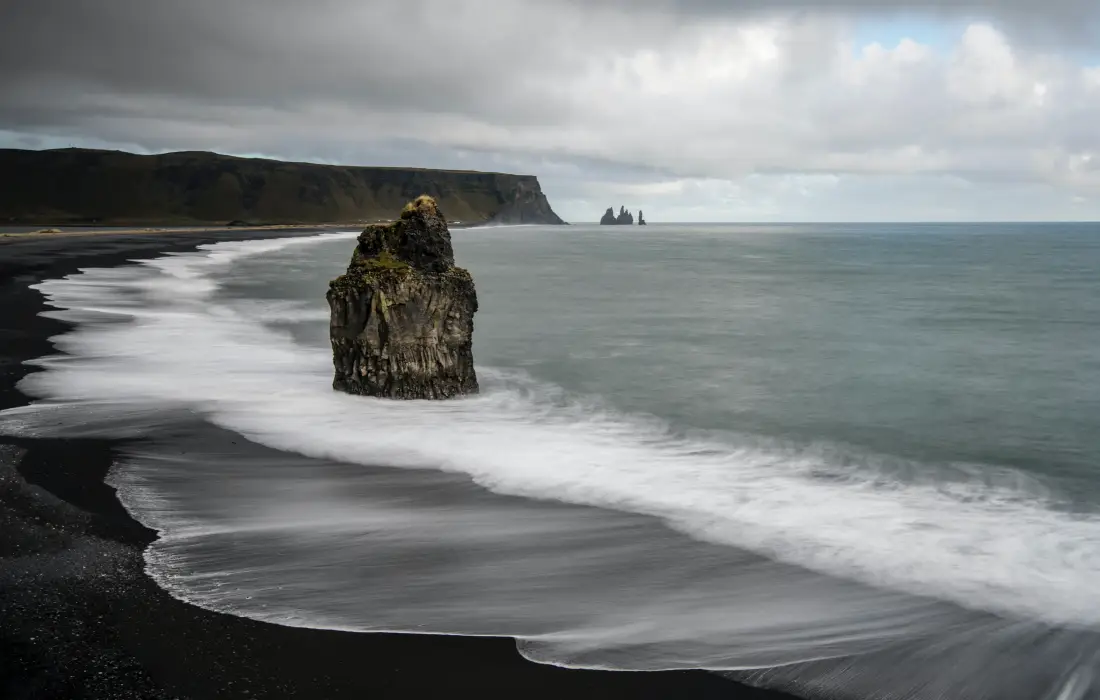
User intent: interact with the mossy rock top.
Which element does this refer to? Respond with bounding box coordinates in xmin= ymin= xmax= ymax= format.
xmin=329 ymin=194 xmax=465 ymax=294
xmin=351 ymin=194 xmax=454 ymax=273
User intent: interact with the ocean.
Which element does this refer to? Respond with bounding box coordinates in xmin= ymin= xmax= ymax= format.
xmin=3 ymin=222 xmax=1100 ymax=699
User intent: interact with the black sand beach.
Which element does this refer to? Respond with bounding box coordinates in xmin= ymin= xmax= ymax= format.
xmin=0 ymin=230 xmax=794 ymax=699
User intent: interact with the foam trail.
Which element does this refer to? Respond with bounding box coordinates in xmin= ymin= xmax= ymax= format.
xmin=3 ymin=231 xmax=1100 ymax=699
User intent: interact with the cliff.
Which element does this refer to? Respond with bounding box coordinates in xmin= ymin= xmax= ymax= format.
xmin=327 ymin=195 xmax=478 ymax=400
xmin=0 ymin=148 xmax=567 ymax=226
xmin=600 ymin=206 xmax=635 ymax=225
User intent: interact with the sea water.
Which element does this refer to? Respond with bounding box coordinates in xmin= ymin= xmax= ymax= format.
xmin=4 ymin=222 xmax=1100 ymax=699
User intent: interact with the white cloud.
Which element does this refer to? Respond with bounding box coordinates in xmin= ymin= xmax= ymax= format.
xmin=1084 ymin=66 xmax=1100 ymax=91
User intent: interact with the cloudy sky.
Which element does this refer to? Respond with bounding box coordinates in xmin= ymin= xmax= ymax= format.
xmin=2 ymin=0 xmax=1099 ymax=222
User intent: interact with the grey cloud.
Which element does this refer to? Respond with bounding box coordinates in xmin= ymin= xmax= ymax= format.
xmin=578 ymin=0 xmax=1100 ymax=25
xmin=2 ymin=0 xmax=1095 ymax=108
xmin=2 ymin=0 xmax=1099 ymax=220
xmin=0 ymin=0 xmax=591 ymax=116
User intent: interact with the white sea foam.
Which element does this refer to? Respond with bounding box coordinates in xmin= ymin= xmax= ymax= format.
xmin=2 ymin=232 xmax=1100 ymax=636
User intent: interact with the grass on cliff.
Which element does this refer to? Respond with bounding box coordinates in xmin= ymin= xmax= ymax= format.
xmin=0 ymin=150 xmax=526 ymax=226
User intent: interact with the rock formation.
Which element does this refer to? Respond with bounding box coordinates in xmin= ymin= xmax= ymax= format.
xmin=0 ymin=148 xmax=568 ymax=226
xmin=486 ymin=177 xmax=568 ymax=224
xmin=638 ymin=210 xmax=646 ymax=226
xmin=600 ymin=205 xmax=635 ymax=225
xmin=327 ymin=195 xmax=478 ymax=399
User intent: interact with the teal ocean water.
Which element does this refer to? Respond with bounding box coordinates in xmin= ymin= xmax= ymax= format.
xmin=4 ymin=222 xmax=1100 ymax=699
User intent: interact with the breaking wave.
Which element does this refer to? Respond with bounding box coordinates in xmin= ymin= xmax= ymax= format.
xmin=3 ymin=231 xmax=1100 ymax=699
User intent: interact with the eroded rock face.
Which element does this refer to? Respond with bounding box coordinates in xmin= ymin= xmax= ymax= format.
xmin=487 ymin=177 xmax=568 ymax=224
xmin=599 ymin=205 xmax=635 ymax=225
xmin=327 ymin=195 xmax=478 ymax=399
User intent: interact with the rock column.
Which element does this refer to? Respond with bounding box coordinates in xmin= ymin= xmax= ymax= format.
xmin=327 ymin=195 xmax=478 ymax=399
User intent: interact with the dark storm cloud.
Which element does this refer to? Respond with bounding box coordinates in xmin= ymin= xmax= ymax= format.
xmin=0 ymin=2 xmax=516 ymax=110
xmin=2 ymin=0 xmax=1099 ymax=220
xmin=1 ymin=0 xmax=1095 ymax=110
xmin=0 ymin=0 xmax=606 ymax=138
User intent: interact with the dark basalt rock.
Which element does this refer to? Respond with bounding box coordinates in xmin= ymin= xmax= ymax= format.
xmin=486 ymin=177 xmax=568 ymax=224
xmin=638 ymin=210 xmax=646 ymax=226
xmin=599 ymin=205 xmax=635 ymax=225
xmin=327 ymin=195 xmax=478 ymax=399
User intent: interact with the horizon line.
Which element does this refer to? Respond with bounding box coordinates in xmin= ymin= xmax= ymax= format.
xmin=575 ymin=220 xmax=1100 ymax=225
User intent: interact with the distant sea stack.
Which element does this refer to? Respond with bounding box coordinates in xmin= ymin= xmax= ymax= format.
xmin=600 ymin=206 xmax=635 ymax=225
xmin=327 ymin=195 xmax=478 ymax=399
xmin=0 ymin=148 xmax=566 ymax=226
xmin=638 ymin=210 xmax=647 ymax=226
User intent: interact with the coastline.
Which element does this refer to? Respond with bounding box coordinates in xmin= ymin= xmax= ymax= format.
xmin=0 ymin=230 xmax=793 ymax=699
xmin=0 ymin=220 xmax=495 ymax=242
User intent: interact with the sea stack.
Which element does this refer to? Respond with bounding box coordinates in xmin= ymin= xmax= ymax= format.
xmin=600 ymin=206 xmax=635 ymax=225
xmin=327 ymin=195 xmax=478 ymax=399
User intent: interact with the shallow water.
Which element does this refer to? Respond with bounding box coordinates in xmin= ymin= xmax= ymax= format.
xmin=4 ymin=222 xmax=1100 ymax=699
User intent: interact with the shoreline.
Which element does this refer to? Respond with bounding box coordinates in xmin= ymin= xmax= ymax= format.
xmin=0 ymin=224 xmax=353 ymax=241
xmin=0 ymin=230 xmax=794 ymax=699
xmin=0 ymin=221 xmax=498 ymax=242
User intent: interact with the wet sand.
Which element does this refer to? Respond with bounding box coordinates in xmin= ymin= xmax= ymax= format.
xmin=0 ymin=220 xmax=494 ymax=242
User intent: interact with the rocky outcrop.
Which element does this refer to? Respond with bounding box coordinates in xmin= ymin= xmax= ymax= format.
xmin=600 ymin=206 xmax=636 ymax=225
xmin=0 ymin=148 xmax=567 ymax=226
xmin=638 ymin=210 xmax=646 ymax=226
xmin=327 ymin=195 xmax=478 ymax=399
xmin=486 ymin=176 xmax=567 ymax=225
